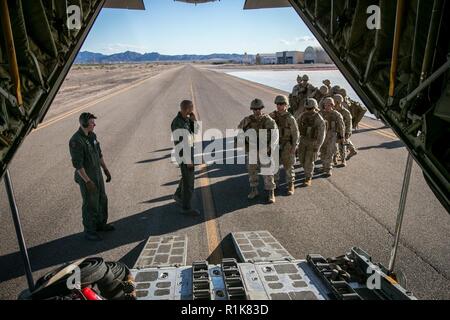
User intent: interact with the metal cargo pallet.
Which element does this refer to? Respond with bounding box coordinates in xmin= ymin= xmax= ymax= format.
xmin=130 ymin=231 xmax=416 ymax=300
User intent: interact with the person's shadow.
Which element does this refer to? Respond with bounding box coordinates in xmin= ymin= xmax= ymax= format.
xmin=159 ymin=137 xmax=322 ymax=217
xmin=0 ymin=200 xmax=205 ymax=283
xmin=0 ymin=138 xmax=320 ymax=283
xmin=358 ymin=140 xmax=404 ymax=150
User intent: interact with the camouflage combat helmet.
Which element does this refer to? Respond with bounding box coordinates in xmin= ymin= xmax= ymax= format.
xmin=274 ymin=95 xmax=288 ymax=105
xmin=333 ymin=94 xmax=344 ymax=104
xmin=319 ymin=86 xmax=329 ymax=95
xmin=323 ymin=79 xmax=331 ymax=86
xmin=302 ymin=74 xmax=309 ymax=81
xmin=331 ymin=85 xmax=341 ymax=94
xmin=250 ymin=98 xmax=265 ymax=110
xmin=305 ymin=98 xmax=318 ymax=110
xmin=322 ymin=97 xmax=335 ymax=107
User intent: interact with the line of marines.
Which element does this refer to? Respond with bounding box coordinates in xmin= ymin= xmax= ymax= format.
xmin=238 ymin=76 xmax=367 ymax=204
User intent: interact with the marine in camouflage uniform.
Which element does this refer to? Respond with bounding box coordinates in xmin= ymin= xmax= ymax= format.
xmin=296 ymin=98 xmax=326 ymax=186
xmin=339 ymin=88 xmax=367 ymax=131
xmin=333 ymin=94 xmax=357 ymax=166
xmin=319 ymin=98 xmax=345 ymax=177
xmin=270 ymin=95 xmax=299 ymax=195
xmin=289 ymin=75 xmax=317 ymax=117
xmin=69 ymin=113 xmax=113 ymax=241
xmin=315 ymin=85 xmax=331 ymax=111
xmin=238 ymin=99 xmax=278 ymax=204
xmin=289 ymin=75 xmax=303 ymax=115
xmin=331 ymin=85 xmax=342 ymax=95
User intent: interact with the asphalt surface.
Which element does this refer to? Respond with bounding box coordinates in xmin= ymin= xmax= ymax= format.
xmin=0 ymin=64 xmax=449 ymax=300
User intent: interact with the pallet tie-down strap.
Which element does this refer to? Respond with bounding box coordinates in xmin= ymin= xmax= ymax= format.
xmin=192 ymin=261 xmax=211 ymax=300
xmin=221 ymin=259 xmax=247 ymax=300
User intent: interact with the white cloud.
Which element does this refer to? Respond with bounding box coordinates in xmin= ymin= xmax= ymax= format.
xmin=279 ymin=36 xmax=320 ymax=49
xmin=280 ymin=39 xmax=294 ymax=46
xmin=100 ymin=43 xmax=148 ymax=54
xmin=296 ymin=36 xmax=316 ymax=42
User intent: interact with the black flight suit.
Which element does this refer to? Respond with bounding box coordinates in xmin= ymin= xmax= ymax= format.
xmin=69 ymin=128 xmax=108 ymax=233
xmin=171 ymin=112 xmax=196 ymax=210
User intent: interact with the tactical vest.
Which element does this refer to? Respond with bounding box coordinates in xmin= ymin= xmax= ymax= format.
xmin=299 ymin=113 xmax=319 ymax=139
xmin=245 ymin=114 xmax=271 ymax=130
xmin=242 ymin=114 xmax=273 ymax=152
xmin=337 ymin=107 xmax=351 ymax=127
xmin=314 ymin=91 xmax=324 ymax=102
xmin=322 ymin=112 xmax=337 ymax=133
xmin=270 ymin=111 xmax=293 ymax=145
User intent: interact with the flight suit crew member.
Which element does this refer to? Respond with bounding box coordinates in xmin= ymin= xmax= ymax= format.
xmin=270 ymin=95 xmax=299 ymax=196
xmin=320 ymin=98 xmax=345 ymax=177
xmin=297 ymin=98 xmax=326 ymax=187
xmin=333 ymin=94 xmax=357 ymax=166
xmin=69 ymin=113 xmax=113 ymax=242
xmin=238 ymin=99 xmax=278 ymax=204
xmin=171 ymin=100 xmax=200 ymax=216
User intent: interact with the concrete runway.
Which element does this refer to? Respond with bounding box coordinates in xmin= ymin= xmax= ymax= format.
xmin=0 ymin=64 xmax=449 ymax=300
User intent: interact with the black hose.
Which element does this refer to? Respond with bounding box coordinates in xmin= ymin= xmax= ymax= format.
xmin=106 ymin=261 xmax=129 ymax=281
xmin=79 ymin=258 xmax=107 ymax=285
xmin=31 ymin=258 xmax=134 ymax=300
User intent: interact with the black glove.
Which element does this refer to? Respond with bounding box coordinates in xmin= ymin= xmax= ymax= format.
xmin=86 ymin=180 xmax=97 ymax=193
xmin=104 ymin=168 xmax=112 ymax=183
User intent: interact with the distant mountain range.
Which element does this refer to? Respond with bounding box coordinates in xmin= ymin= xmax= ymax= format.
xmin=75 ymin=51 xmax=255 ymax=64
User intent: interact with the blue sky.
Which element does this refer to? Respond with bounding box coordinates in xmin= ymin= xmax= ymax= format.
xmin=81 ymin=0 xmax=319 ymax=55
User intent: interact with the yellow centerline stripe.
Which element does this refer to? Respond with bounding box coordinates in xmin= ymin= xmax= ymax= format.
xmin=189 ymin=80 xmax=223 ymax=263
xmin=198 ymin=164 xmax=223 ymax=263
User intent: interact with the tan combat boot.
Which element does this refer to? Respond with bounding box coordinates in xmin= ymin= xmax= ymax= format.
xmin=267 ymin=190 xmax=276 ymax=204
xmin=247 ymin=187 xmax=259 ymax=200
xmin=287 ymin=183 xmax=295 ymax=195
xmin=333 ymin=155 xmax=339 ymax=166
xmin=341 ymin=159 xmax=347 ymax=167
xmin=347 ymin=149 xmax=358 ymax=160
xmin=303 ymin=178 xmax=312 ymax=187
